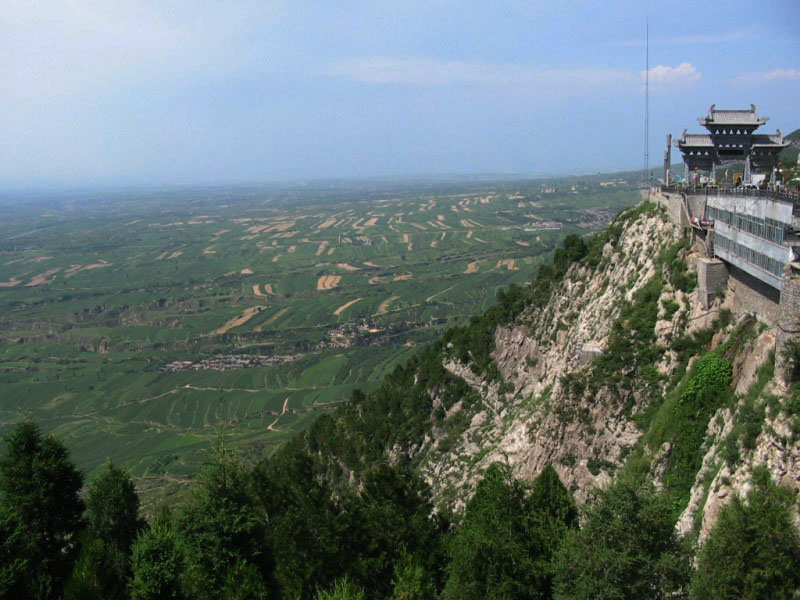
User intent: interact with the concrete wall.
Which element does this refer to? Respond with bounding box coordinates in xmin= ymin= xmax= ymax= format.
xmin=707 ymin=194 xmax=794 ymax=225
xmin=697 ymin=258 xmax=728 ymax=309
xmin=651 ymin=188 xmax=689 ymax=228
xmin=650 ymin=191 xmax=795 ymax=367
xmin=687 ymin=195 xmax=707 ymax=220
xmin=728 ymin=264 xmax=781 ymax=324
xmin=715 ymin=222 xmax=791 ymax=264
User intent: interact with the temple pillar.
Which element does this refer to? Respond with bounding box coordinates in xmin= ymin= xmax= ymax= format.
xmin=664 ymin=134 xmax=672 ymax=186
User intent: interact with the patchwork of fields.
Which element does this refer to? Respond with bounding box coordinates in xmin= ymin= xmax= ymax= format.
xmin=0 ymin=177 xmax=638 ymax=505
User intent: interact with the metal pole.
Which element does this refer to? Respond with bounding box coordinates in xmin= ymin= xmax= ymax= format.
xmin=643 ymin=15 xmax=650 ymax=188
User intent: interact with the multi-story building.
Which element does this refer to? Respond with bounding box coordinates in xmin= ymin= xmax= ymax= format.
xmin=659 ymin=105 xmax=800 ymax=381
xmin=667 ymin=105 xmax=798 ymax=295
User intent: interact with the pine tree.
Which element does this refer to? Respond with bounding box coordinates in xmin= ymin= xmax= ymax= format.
xmin=176 ymin=441 xmax=271 ymax=600
xmin=0 ymin=420 xmax=85 ymax=599
xmin=389 ymin=554 xmax=437 ymax=600
xmin=86 ymin=459 xmax=145 ymax=553
xmin=527 ymin=465 xmax=578 ymax=598
xmin=315 ymin=577 xmax=366 ymax=600
xmin=64 ymin=460 xmax=146 ymax=599
xmin=690 ymin=468 xmax=800 ymax=599
xmin=553 ymin=476 xmax=689 ymax=600
xmin=345 ymin=463 xmax=446 ymax=599
xmin=253 ymin=437 xmax=348 ymax=599
xmin=442 ymin=463 xmax=575 ymax=600
xmin=129 ymin=515 xmax=185 ymax=600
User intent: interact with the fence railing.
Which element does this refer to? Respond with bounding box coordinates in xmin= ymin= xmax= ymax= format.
xmin=660 ymin=184 xmax=800 ymax=206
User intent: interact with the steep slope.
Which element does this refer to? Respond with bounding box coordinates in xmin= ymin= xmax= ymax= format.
xmin=780 ymin=127 xmax=800 ymax=165
xmin=415 ymin=204 xmax=680 ymax=506
xmin=272 ymin=199 xmax=799 ymax=540
xmin=413 ymin=202 xmax=723 ymax=509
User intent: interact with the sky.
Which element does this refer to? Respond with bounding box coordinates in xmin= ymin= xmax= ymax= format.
xmin=2 ymin=1 xmax=799 ymax=188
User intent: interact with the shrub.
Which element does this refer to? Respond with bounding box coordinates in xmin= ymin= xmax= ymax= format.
xmin=691 ymin=469 xmax=800 ymax=599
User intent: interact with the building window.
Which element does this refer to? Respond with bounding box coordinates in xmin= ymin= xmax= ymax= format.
xmin=708 ymin=206 xmax=785 ymax=244
xmin=715 ymin=233 xmax=785 ymax=277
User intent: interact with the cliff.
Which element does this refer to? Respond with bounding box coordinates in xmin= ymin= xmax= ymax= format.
xmin=283 ymin=197 xmax=799 ymax=549
xmin=403 ymin=199 xmax=799 ymax=540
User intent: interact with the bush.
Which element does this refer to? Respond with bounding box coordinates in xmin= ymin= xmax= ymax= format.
xmin=316 ymin=577 xmax=366 ymax=600
xmin=442 ymin=464 xmax=576 ymax=600
xmin=553 ymin=477 xmax=689 ymax=599
xmin=690 ymin=469 xmax=800 ymax=599
xmin=782 ymin=333 xmax=800 ymax=384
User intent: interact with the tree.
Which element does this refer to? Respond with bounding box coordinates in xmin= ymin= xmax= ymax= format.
xmin=0 ymin=505 xmax=27 ymax=599
xmin=345 ymin=462 xmax=446 ymax=600
xmin=129 ymin=515 xmax=185 ymax=600
xmin=220 ymin=559 xmax=270 ymax=600
xmin=553 ymin=476 xmax=689 ymax=600
xmin=442 ymin=463 xmax=575 ymax=600
xmin=62 ymin=533 xmax=107 ymax=600
xmin=253 ymin=437 xmax=348 ymax=600
xmin=315 ymin=577 xmax=366 ymax=600
xmin=527 ymin=465 xmax=578 ymax=598
xmin=690 ymin=468 xmax=800 ymax=599
xmin=389 ymin=554 xmax=437 ymax=600
xmin=176 ymin=441 xmax=271 ymax=600
xmin=86 ymin=460 xmax=145 ymax=553
xmin=65 ymin=460 xmax=146 ymax=599
xmin=0 ymin=420 xmax=85 ymax=599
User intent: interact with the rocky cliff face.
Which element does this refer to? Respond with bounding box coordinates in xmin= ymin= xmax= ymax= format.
xmin=413 ymin=201 xmax=799 ymax=538
xmin=677 ymin=327 xmax=800 ymax=540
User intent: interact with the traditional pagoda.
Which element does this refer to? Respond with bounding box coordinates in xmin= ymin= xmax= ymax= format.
xmin=674 ymin=105 xmax=788 ymax=184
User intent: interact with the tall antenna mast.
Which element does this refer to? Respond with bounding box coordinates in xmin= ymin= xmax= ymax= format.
xmin=643 ymin=14 xmax=650 ymax=188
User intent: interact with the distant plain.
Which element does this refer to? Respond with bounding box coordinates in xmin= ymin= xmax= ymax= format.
xmin=0 ymin=176 xmax=638 ymax=504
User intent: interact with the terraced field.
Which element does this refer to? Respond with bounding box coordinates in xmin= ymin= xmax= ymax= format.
xmin=0 ymin=176 xmax=638 ymax=504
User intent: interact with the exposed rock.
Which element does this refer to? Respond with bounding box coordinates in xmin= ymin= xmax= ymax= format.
xmin=417 ymin=209 xmax=686 ymax=505
xmin=411 ymin=201 xmax=799 ymax=544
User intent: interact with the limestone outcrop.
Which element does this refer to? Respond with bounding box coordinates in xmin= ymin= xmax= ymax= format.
xmin=411 ymin=200 xmax=799 ymax=539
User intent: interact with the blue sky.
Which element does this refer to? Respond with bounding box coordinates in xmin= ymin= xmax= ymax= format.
xmin=2 ymin=1 xmax=798 ymax=187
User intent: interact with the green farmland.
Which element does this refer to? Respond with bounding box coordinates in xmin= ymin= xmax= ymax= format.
xmin=0 ymin=176 xmax=639 ymax=505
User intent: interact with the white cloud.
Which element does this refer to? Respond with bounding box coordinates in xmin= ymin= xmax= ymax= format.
xmin=326 ymin=57 xmax=636 ymax=96
xmin=730 ymin=68 xmax=800 ymax=85
xmin=643 ymin=62 xmax=701 ymax=88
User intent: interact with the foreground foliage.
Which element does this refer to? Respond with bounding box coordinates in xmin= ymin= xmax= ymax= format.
xmin=442 ymin=464 xmax=576 ymax=600
xmin=553 ymin=477 xmax=689 ymax=600
xmin=0 ymin=420 xmax=85 ymax=600
xmin=690 ymin=468 xmax=800 ymax=600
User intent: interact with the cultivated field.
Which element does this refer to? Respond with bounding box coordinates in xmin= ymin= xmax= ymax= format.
xmin=0 ymin=176 xmax=638 ymax=505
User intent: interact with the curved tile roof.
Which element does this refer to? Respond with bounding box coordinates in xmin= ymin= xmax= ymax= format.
xmin=699 ymin=104 xmax=767 ymax=126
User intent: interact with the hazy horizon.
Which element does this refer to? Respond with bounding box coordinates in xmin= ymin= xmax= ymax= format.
xmin=3 ymin=1 xmax=799 ymax=189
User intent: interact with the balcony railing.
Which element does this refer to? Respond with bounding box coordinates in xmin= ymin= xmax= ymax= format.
xmin=660 ymin=184 xmax=800 ymax=205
